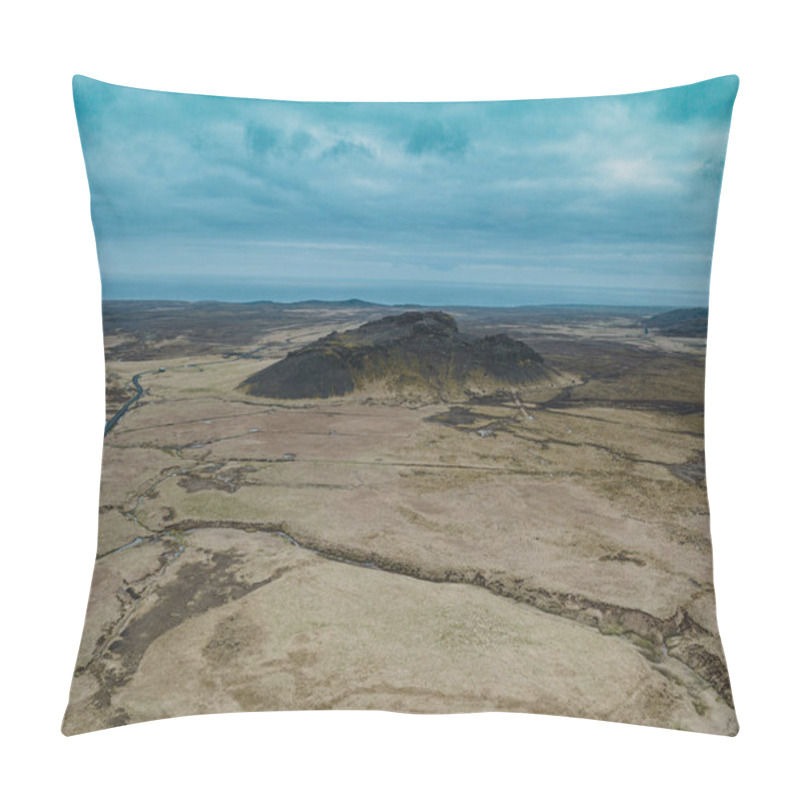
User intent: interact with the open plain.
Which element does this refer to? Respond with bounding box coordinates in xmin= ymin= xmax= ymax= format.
xmin=63 ymin=300 xmax=736 ymax=735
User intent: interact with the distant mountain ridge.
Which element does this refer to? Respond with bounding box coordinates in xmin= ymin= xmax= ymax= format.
xmin=644 ymin=307 xmax=708 ymax=337
xmin=240 ymin=311 xmax=548 ymax=399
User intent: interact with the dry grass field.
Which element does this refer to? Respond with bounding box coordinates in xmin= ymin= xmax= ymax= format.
xmin=63 ymin=301 xmax=736 ymax=735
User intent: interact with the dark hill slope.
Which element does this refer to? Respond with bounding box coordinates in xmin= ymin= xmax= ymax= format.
xmin=240 ymin=311 xmax=548 ymax=399
xmin=644 ymin=308 xmax=708 ymax=337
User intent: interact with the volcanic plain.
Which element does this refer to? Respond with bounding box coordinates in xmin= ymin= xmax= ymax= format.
xmin=63 ymin=300 xmax=736 ymax=735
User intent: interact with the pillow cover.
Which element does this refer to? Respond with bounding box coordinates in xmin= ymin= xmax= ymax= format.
xmin=64 ymin=75 xmax=739 ymax=736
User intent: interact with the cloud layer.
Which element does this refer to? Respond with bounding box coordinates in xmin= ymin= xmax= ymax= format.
xmin=74 ymin=75 xmax=738 ymax=305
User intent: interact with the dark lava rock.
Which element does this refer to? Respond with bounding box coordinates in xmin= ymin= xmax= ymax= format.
xmin=240 ymin=311 xmax=547 ymax=399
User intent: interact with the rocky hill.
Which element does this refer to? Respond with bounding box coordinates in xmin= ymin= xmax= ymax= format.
xmin=240 ymin=311 xmax=548 ymax=399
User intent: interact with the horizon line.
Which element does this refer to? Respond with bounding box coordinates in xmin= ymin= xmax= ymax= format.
xmin=102 ymin=296 xmax=707 ymax=311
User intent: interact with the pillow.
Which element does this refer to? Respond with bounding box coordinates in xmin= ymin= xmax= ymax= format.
xmin=64 ymin=75 xmax=739 ymax=736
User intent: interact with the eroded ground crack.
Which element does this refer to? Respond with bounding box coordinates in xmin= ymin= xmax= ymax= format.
xmin=159 ymin=517 xmax=734 ymax=707
xmin=74 ymin=549 xmax=293 ymax=729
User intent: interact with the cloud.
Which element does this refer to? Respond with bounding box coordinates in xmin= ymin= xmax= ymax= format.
xmin=72 ymin=75 xmax=737 ymax=303
xmin=597 ymin=157 xmax=679 ymax=190
xmin=245 ymin=123 xmax=281 ymax=156
xmin=321 ymin=139 xmax=374 ymax=160
xmin=289 ymin=130 xmax=314 ymax=154
xmin=405 ymin=120 xmax=470 ymax=157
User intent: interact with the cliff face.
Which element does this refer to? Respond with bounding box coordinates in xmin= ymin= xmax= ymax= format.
xmin=240 ymin=311 xmax=548 ymax=399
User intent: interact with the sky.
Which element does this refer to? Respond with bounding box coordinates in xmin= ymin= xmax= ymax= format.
xmin=73 ymin=75 xmax=738 ymax=306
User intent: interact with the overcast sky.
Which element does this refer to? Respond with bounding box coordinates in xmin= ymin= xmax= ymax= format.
xmin=74 ymin=75 xmax=738 ymax=305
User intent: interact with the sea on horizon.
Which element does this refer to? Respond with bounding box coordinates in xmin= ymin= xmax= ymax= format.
xmin=102 ymin=276 xmax=708 ymax=309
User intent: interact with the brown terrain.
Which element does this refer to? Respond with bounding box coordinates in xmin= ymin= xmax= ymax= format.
xmin=64 ymin=300 xmax=736 ymax=735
